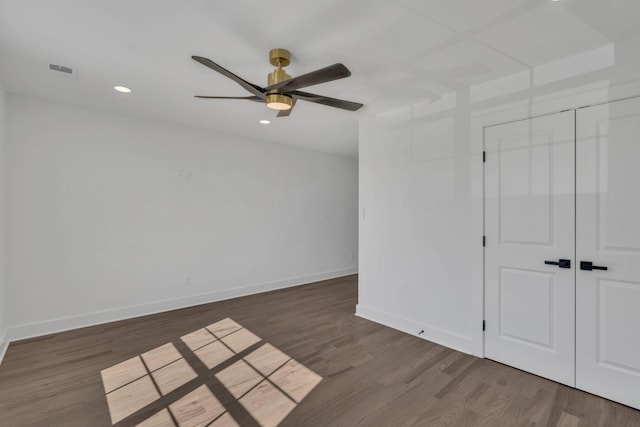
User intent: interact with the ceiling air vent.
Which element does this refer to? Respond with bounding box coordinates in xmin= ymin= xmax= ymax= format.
xmin=49 ymin=63 xmax=73 ymax=74
xmin=47 ymin=62 xmax=78 ymax=81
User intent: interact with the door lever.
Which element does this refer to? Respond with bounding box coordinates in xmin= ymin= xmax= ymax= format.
xmin=580 ymin=261 xmax=608 ymax=271
xmin=545 ymin=259 xmax=571 ymax=269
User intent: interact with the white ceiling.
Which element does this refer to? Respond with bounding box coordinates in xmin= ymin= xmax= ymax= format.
xmin=0 ymin=0 xmax=639 ymax=156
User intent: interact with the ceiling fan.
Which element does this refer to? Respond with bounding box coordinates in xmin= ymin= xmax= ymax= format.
xmin=192 ymin=48 xmax=364 ymax=117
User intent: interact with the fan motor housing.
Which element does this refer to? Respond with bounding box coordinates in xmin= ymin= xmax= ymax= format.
xmin=268 ymin=68 xmax=291 ymax=87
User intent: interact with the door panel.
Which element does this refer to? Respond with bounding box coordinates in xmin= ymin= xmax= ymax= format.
xmin=499 ymin=135 xmax=553 ymax=245
xmin=485 ymin=111 xmax=575 ymax=386
xmin=576 ymin=97 xmax=640 ymax=409
xmin=499 ymin=267 xmax=555 ymax=349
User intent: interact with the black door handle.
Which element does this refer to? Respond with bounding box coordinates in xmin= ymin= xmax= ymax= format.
xmin=580 ymin=261 xmax=608 ymax=271
xmin=545 ymin=259 xmax=571 ymax=269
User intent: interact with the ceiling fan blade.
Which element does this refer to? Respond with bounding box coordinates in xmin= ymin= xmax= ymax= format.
xmin=194 ymin=95 xmax=263 ymax=102
xmin=292 ymin=90 xmax=363 ymax=111
xmin=264 ymin=63 xmax=351 ymax=92
xmin=276 ymin=97 xmax=297 ymax=117
xmin=192 ymin=56 xmax=265 ymax=98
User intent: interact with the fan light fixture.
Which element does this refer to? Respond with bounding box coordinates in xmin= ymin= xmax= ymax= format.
xmin=259 ymin=119 xmax=271 ymax=124
xmin=265 ymin=51 xmax=293 ymax=111
xmin=266 ymin=94 xmax=292 ymax=111
xmin=114 ymin=85 xmax=132 ymax=93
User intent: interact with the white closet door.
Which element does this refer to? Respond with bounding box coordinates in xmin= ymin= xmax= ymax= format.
xmin=576 ymin=97 xmax=640 ymax=410
xmin=485 ymin=111 xmax=576 ymax=386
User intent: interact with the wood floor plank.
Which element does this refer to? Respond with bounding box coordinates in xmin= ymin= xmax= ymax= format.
xmin=1 ymin=275 xmax=640 ymax=426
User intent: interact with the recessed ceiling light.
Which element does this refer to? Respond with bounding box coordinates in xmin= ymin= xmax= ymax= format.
xmin=259 ymin=119 xmax=271 ymax=124
xmin=114 ymin=85 xmax=132 ymax=93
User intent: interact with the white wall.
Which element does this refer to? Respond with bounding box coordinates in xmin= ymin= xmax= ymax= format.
xmin=0 ymin=81 xmax=7 ymax=359
xmin=5 ymin=95 xmax=358 ymax=340
xmin=357 ymin=37 xmax=640 ymax=356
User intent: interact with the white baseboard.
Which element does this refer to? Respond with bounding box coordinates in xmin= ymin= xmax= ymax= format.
xmin=355 ymin=303 xmax=474 ymax=355
xmin=0 ymin=329 xmax=8 ymax=365
xmin=6 ymin=267 xmax=358 ymax=344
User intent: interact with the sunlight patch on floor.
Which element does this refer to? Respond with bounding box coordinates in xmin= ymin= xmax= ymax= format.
xmin=100 ymin=318 xmax=322 ymax=426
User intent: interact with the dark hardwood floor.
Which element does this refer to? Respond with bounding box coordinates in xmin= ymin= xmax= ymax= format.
xmin=1 ymin=275 xmax=639 ymax=426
